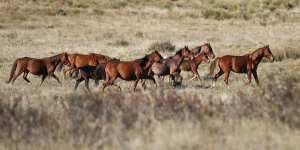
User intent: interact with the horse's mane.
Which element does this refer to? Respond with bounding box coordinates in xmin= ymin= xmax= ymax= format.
xmin=48 ymin=53 xmax=62 ymax=63
xmin=175 ymin=47 xmax=185 ymax=56
xmin=135 ymin=54 xmax=149 ymax=67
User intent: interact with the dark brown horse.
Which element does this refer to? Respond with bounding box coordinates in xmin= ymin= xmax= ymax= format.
xmin=74 ymin=64 xmax=106 ymax=91
xmin=150 ymin=46 xmax=193 ymax=85
xmin=6 ymin=53 xmax=69 ymax=85
xmin=73 ymin=58 xmax=120 ymax=91
xmin=179 ymin=52 xmax=210 ymax=80
xmin=209 ymin=45 xmax=274 ymax=85
xmin=63 ymin=53 xmax=113 ymax=77
xmin=102 ymin=51 xmax=163 ymax=91
xmin=191 ymin=43 xmax=215 ymax=59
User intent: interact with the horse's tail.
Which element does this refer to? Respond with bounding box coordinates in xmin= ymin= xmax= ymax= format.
xmin=6 ymin=59 xmax=18 ymax=83
xmin=209 ymin=57 xmax=219 ymax=76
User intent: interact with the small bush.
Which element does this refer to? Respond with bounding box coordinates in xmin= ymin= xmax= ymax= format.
xmin=148 ymin=41 xmax=175 ymax=52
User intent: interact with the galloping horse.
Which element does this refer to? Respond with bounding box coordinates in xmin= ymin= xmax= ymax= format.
xmin=102 ymin=51 xmax=163 ymax=91
xmin=73 ymin=63 xmax=106 ymax=91
xmin=179 ymin=53 xmax=210 ymax=80
xmin=209 ymin=45 xmax=274 ymax=85
xmin=134 ymin=51 xmax=163 ymax=88
xmin=6 ymin=53 xmax=69 ymax=85
xmin=150 ymin=46 xmax=194 ymax=85
xmin=63 ymin=53 xmax=113 ymax=78
xmin=191 ymin=43 xmax=215 ymax=60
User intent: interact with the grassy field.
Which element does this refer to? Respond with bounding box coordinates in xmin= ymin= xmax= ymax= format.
xmin=0 ymin=0 xmax=300 ymax=149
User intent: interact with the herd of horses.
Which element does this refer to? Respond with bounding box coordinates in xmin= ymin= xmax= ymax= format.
xmin=6 ymin=43 xmax=275 ymax=92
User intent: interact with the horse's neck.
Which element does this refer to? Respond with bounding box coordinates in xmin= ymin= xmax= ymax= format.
xmin=250 ymin=49 xmax=264 ymax=65
xmin=194 ymin=54 xmax=204 ymax=65
xmin=48 ymin=55 xmax=61 ymax=65
xmin=174 ymin=55 xmax=184 ymax=66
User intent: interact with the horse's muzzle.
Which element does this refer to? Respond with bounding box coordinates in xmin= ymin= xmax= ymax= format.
xmin=270 ymin=56 xmax=275 ymax=62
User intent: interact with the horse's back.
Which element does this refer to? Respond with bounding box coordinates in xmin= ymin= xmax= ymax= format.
xmin=117 ymin=61 xmax=142 ymax=80
xmin=219 ymin=55 xmax=249 ymax=73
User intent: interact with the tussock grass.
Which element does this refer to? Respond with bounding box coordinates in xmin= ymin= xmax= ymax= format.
xmin=148 ymin=41 xmax=175 ymax=52
xmin=1 ymin=0 xmax=299 ymax=23
xmin=0 ymin=76 xmax=300 ymax=149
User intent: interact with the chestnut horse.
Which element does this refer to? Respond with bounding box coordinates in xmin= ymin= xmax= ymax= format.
xmin=209 ymin=45 xmax=274 ymax=85
xmin=179 ymin=52 xmax=210 ymax=80
xmin=63 ymin=53 xmax=113 ymax=78
xmin=6 ymin=53 xmax=69 ymax=85
xmin=191 ymin=43 xmax=215 ymax=60
xmin=150 ymin=46 xmax=193 ymax=85
xmin=102 ymin=51 xmax=163 ymax=91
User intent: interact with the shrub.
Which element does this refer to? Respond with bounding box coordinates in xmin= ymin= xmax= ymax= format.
xmin=148 ymin=41 xmax=175 ymax=52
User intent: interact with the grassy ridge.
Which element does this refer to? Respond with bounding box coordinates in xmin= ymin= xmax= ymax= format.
xmin=1 ymin=0 xmax=299 ymax=22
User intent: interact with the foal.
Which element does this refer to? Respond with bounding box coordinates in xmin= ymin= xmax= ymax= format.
xmin=6 ymin=53 xmax=69 ymax=85
xmin=209 ymin=45 xmax=274 ymax=85
xmin=74 ymin=64 xmax=106 ymax=91
xmin=191 ymin=42 xmax=216 ymax=60
xmin=150 ymin=46 xmax=194 ymax=85
xmin=179 ymin=53 xmax=209 ymax=80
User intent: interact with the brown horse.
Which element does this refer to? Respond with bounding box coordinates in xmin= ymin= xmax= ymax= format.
xmin=191 ymin=43 xmax=215 ymax=59
xmin=102 ymin=51 xmax=163 ymax=91
xmin=179 ymin=52 xmax=210 ymax=80
xmin=150 ymin=46 xmax=193 ymax=85
xmin=63 ymin=53 xmax=113 ymax=77
xmin=6 ymin=53 xmax=69 ymax=85
xmin=209 ymin=45 xmax=274 ymax=85
xmin=73 ymin=58 xmax=120 ymax=91
xmin=74 ymin=64 xmax=106 ymax=91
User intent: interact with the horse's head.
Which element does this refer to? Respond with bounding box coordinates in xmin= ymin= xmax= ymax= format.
xmin=177 ymin=46 xmax=194 ymax=60
xmin=60 ymin=52 xmax=70 ymax=65
xmin=262 ymin=45 xmax=274 ymax=62
xmin=202 ymin=43 xmax=215 ymax=59
xmin=150 ymin=50 xmax=164 ymax=63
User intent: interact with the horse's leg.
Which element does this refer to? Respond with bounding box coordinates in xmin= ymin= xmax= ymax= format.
xmin=246 ymin=70 xmax=252 ymax=85
xmin=22 ymin=72 xmax=30 ymax=83
xmin=141 ymin=80 xmax=147 ymax=89
xmin=74 ymin=78 xmax=84 ymax=90
xmin=52 ymin=74 xmax=62 ymax=85
xmin=190 ymin=65 xmax=201 ymax=80
xmin=150 ymin=76 xmax=157 ymax=87
xmin=40 ymin=75 xmax=47 ymax=86
xmin=252 ymin=70 xmax=259 ymax=85
xmin=102 ymin=76 xmax=117 ymax=92
xmin=224 ymin=71 xmax=230 ymax=85
xmin=189 ymin=74 xmax=197 ymax=81
xmin=94 ymin=79 xmax=99 ymax=87
xmin=133 ymin=79 xmax=140 ymax=91
xmin=11 ymin=69 xmax=23 ymax=84
xmin=213 ymin=69 xmax=224 ymax=87
xmin=214 ymin=70 xmax=224 ymax=81
xmin=84 ymin=78 xmax=91 ymax=92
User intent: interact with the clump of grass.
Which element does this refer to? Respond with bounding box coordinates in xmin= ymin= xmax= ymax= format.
xmin=148 ymin=41 xmax=175 ymax=52
xmin=107 ymin=39 xmax=130 ymax=47
xmin=273 ymin=47 xmax=300 ymax=61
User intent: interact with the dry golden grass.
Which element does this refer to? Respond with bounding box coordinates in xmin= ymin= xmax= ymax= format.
xmin=0 ymin=0 xmax=300 ymax=149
